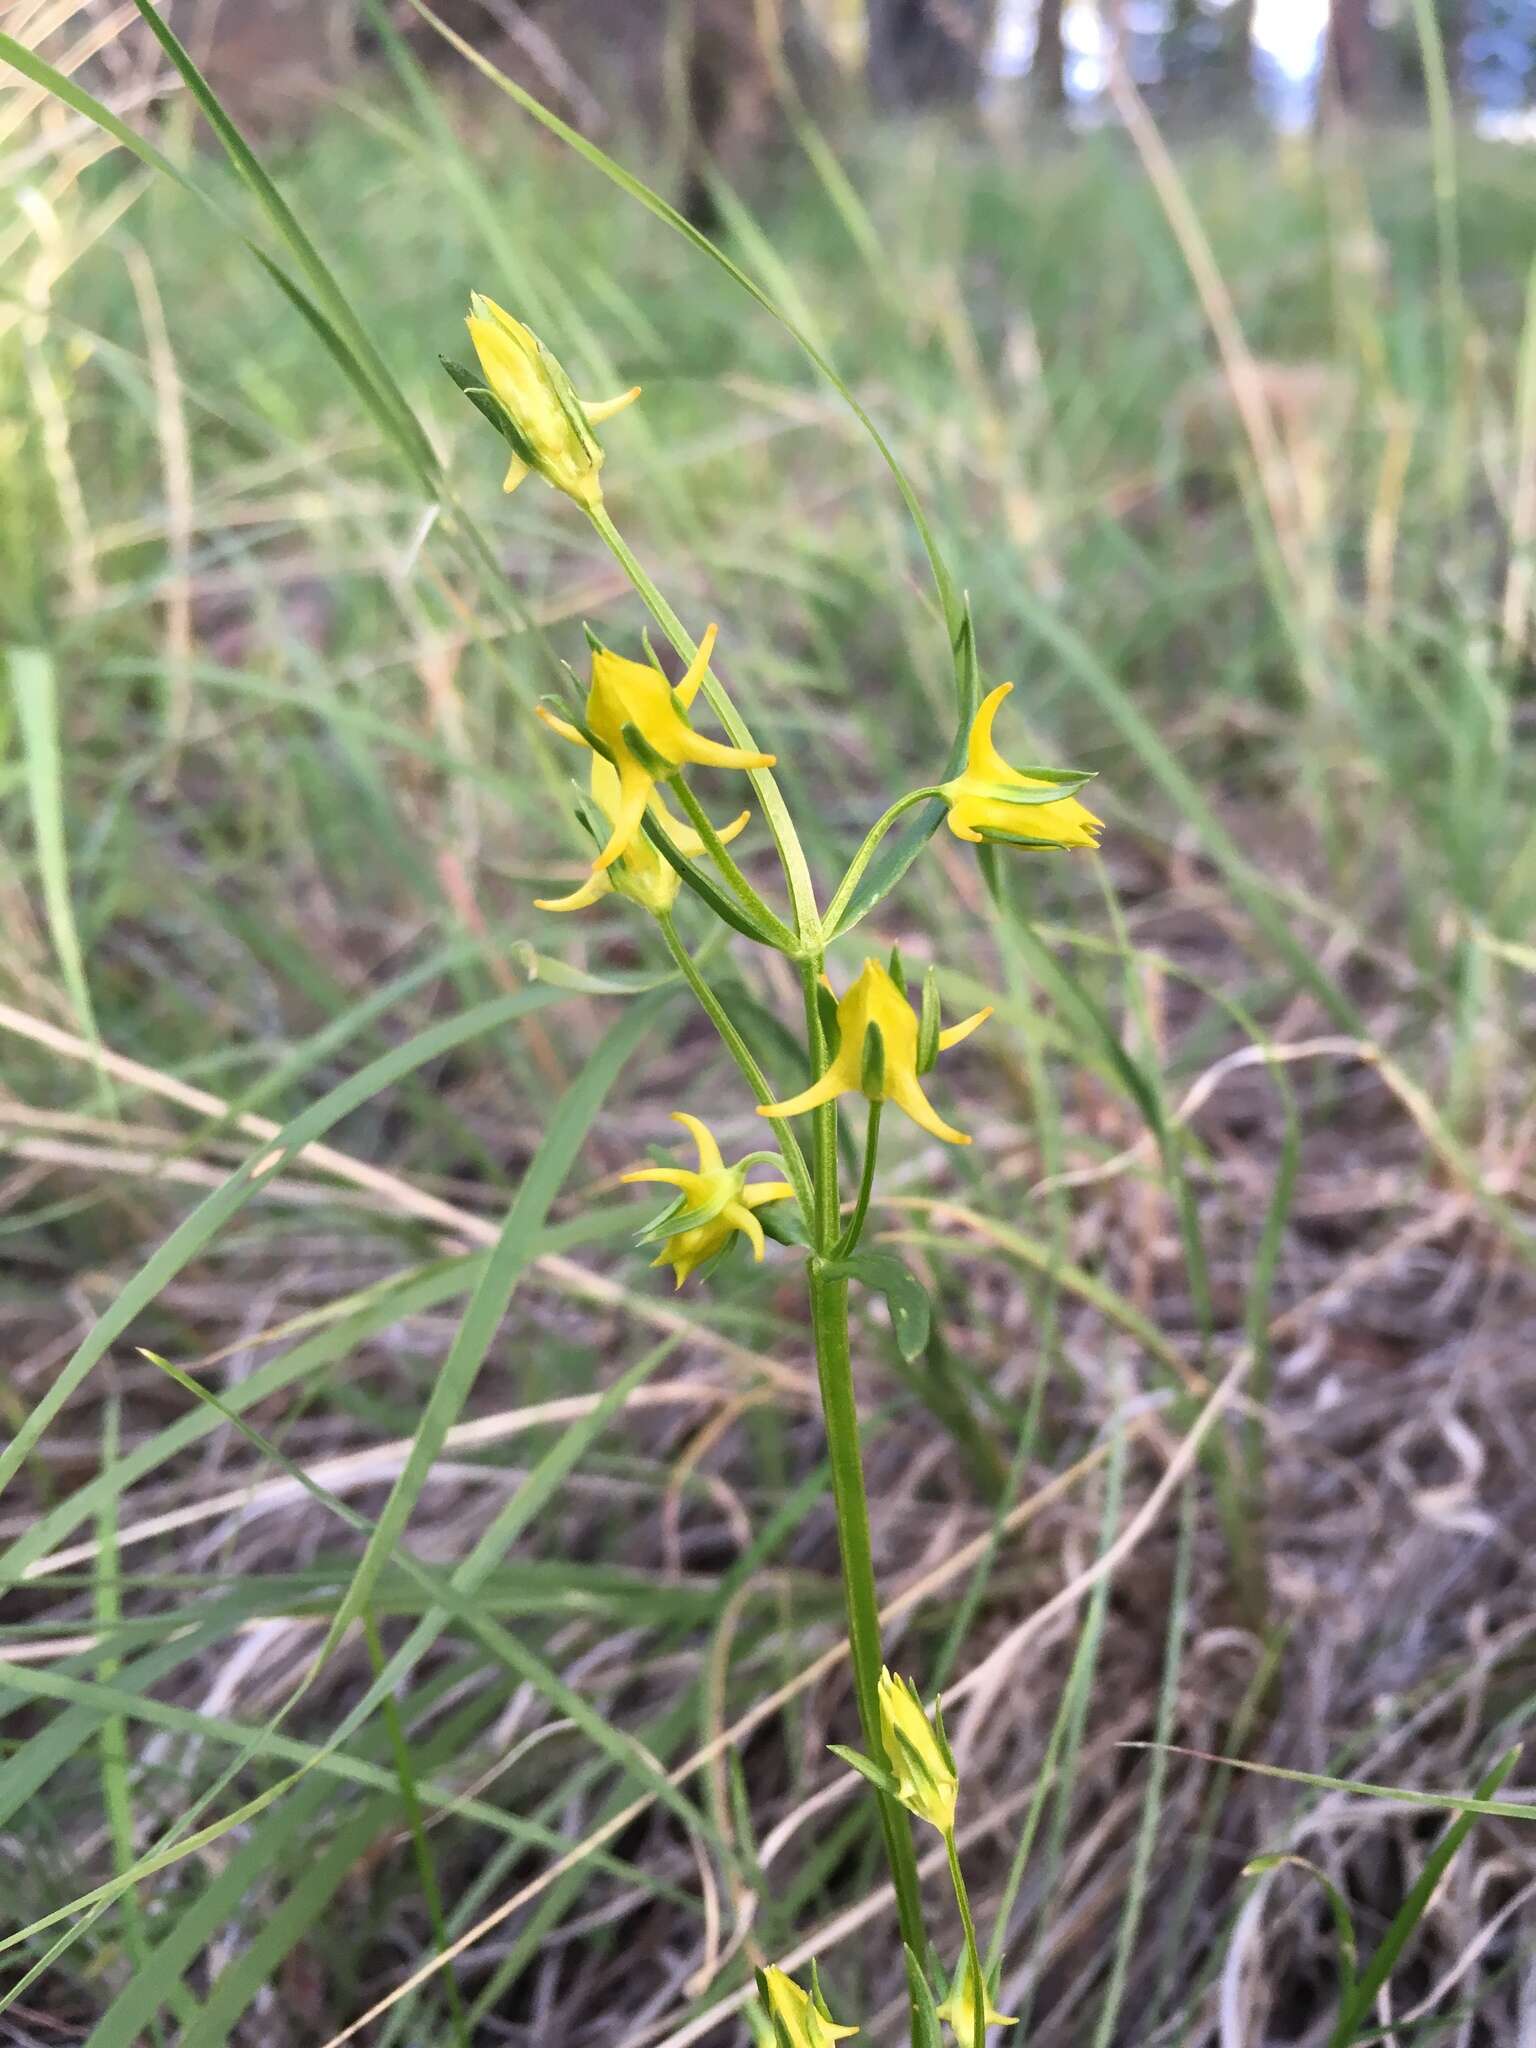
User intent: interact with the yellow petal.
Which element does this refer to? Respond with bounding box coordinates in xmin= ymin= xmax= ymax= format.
xmin=675 ymin=622 xmax=719 ymax=711
xmin=535 ymin=704 xmax=588 ymax=749
xmin=724 ymin=1198 xmax=766 ymax=1261
xmin=593 ymin=758 xmax=653 ymax=871
xmin=743 ymin=1180 xmax=794 ymax=1208
xmin=965 ymin=681 xmax=1014 ymax=781
xmin=620 ymin=1166 xmax=697 ymax=1191
xmin=670 ymin=1111 xmax=724 ymax=1175
xmin=502 ymin=450 xmax=530 ymax=494
xmin=582 ymin=384 xmax=641 ymax=424
xmin=758 ymin=1065 xmax=847 ymax=1121
xmin=886 ymin=1070 xmax=970 ymax=1146
xmin=937 ymin=1006 xmax=992 ymax=1052
xmin=533 ymin=869 xmax=610 ymax=913
xmin=676 ymin=728 xmax=776 ymax=772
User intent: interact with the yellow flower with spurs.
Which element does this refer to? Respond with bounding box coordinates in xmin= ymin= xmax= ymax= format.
xmin=623 ymin=1113 xmax=794 ymax=1288
xmin=535 ymin=755 xmax=749 ymax=917
xmin=759 ymin=957 xmax=991 ymax=1146
xmin=462 ymin=294 xmax=638 ymax=508
xmin=942 ymin=683 xmax=1101 ymax=850
xmin=538 ymin=625 xmax=772 ymax=874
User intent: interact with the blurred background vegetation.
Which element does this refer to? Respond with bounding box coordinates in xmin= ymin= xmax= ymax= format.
xmin=6 ymin=2 xmax=1536 ymax=2044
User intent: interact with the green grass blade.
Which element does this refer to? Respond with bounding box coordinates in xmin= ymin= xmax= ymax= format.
xmin=0 ymin=32 xmax=434 ymax=487
xmin=7 ymin=647 xmax=109 ymax=1103
xmin=123 ymin=0 xmax=437 ymax=480
xmin=0 ymin=1259 xmax=478 ymax=1581
xmin=1130 ymin=1746 xmax=1536 ymax=1826
xmin=0 ymin=1654 xmax=671 ymax=1881
xmin=315 ymin=988 xmax=670 ymax=1660
xmin=1089 ymin=1481 xmax=1195 ymax=2048
xmin=0 ymin=988 xmax=567 ymax=1515
xmin=403 ymin=0 xmax=968 ymax=668
xmin=1328 ymin=1748 xmax=1521 ymax=2047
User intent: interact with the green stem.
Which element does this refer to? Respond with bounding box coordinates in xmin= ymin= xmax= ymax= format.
xmin=835 ymin=1101 xmax=882 ymax=1258
xmin=800 ymin=956 xmax=840 ymax=1252
xmin=657 ymin=912 xmax=814 ymax=1222
xmin=824 ymin=787 xmax=947 ymax=936
xmin=669 ymin=774 xmax=794 ymax=949
xmin=945 ymin=1827 xmax=988 ymax=2048
xmin=587 ymin=504 xmax=822 ymax=948
xmin=808 ymin=1261 xmax=930 ymax=2006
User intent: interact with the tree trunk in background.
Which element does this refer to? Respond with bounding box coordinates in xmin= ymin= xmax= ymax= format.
xmin=1324 ymin=0 xmax=1374 ymax=111
xmin=1036 ymin=0 xmax=1065 ymax=108
xmin=868 ymin=0 xmax=987 ymax=105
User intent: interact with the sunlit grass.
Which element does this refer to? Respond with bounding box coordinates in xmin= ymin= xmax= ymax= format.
xmin=4 ymin=8 xmax=1536 ymax=2042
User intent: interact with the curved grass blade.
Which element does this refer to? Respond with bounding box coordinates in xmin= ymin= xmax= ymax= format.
xmin=7 ymin=648 xmax=110 ymax=1106
xmin=1123 ymin=1745 xmax=1535 ymax=1825
xmin=0 ymin=1259 xmax=476 ymax=1581
xmin=0 ymin=987 xmax=568 ymax=1518
xmin=1327 ymin=1748 xmax=1520 ymax=2048
xmin=833 ymin=598 xmax=981 ymax=931
xmin=314 ymin=990 xmax=670 ymax=1661
xmin=0 ymin=34 xmax=435 ymax=489
xmin=0 ymin=1655 xmax=672 ymax=1885
xmin=405 ymin=0 xmax=958 ymax=623
xmin=121 ymin=0 xmax=436 ymax=479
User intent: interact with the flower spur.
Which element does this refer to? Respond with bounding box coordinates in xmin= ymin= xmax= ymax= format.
xmin=622 ymin=1112 xmax=794 ymax=1288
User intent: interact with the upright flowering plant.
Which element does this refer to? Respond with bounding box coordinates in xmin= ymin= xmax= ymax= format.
xmin=446 ymin=301 xmax=1100 ymax=2046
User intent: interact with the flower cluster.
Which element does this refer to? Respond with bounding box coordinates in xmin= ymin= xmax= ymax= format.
xmin=622 ymin=1113 xmax=793 ymax=1288
xmin=463 ymin=293 xmax=638 ymax=508
xmin=448 ymin=293 xmax=1095 ymax=2048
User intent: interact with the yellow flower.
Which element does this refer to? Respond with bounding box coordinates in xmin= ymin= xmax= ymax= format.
xmin=538 ymin=625 xmax=774 ymax=871
xmin=466 ymin=293 xmax=639 ymax=508
xmin=759 ymin=1966 xmax=859 ymax=2048
xmin=937 ymin=1954 xmax=1018 ymax=2042
xmin=622 ymin=1112 xmax=794 ymax=1289
xmin=758 ymin=958 xmax=991 ymax=1147
xmin=535 ymin=756 xmax=749 ymax=917
xmin=942 ymin=684 xmax=1101 ymax=850
xmin=877 ymin=1668 xmax=958 ymax=1833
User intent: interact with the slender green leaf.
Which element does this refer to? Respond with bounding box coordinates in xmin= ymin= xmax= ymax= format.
xmin=0 ymin=989 xmax=567 ymax=1516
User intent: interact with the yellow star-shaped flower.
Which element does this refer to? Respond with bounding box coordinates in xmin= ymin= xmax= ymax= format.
xmin=622 ymin=1113 xmax=793 ymax=1289
xmin=937 ymin=1953 xmax=1017 ymax=2042
xmin=534 ymin=756 xmax=749 ymax=917
xmin=942 ymin=683 xmax=1101 ymax=849
xmin=758 ymin=1967 xmax=859 ymax=2048
xmin=758 ymin=958 xmax=991 ymax=1146
xmin=538 ymin=625 xmax=773 ymax=872
xmin=466 ymin=293 xmax=638 ymax=507
xmin=877 ymin=1668 xmax=958 ymax=1833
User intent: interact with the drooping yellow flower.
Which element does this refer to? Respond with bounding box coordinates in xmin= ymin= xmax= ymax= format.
xmin=877 ymin=1668 xmax=958 ymax=1833
xmin=758 ymin=958 xmax=991 ymax=1147
xmin=538 ymin=625 xmax=773 ymax=871
xmin=622 ymin=1113 xmax=794 ymax=1289
xmin=942 ymin=684 xmax=1101 ymax=850
xmin=535 ymin=756 xmax=749 ymax=917
xmin=465 ymin=293 xmax=639 ymax=507
xmin=758 ymin=1966 xmax=859 ymax=2048
xmin=937 ymin=1954 xmax=1018 ymax=2042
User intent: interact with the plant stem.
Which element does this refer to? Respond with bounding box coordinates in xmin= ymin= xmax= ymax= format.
xmin=808 ymin=1259 xmax=930 ymax=2006
xmin=669 ymin=774 xmax=793 ymax=948
xmin=657 ymin=912 xmax=813 ymax=1221
xmin=835 ymin=1101 xmax=882 ymax=1258
xmin=800 ymin=956 xmax=840 ymax=1251
xmin=945 ymin=1827 xmax=988 ymax=2048
xmin=587 ymin=504 xmax=822 ymax=947
xmin=824 ymin=787 xmax=947 ymax=935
